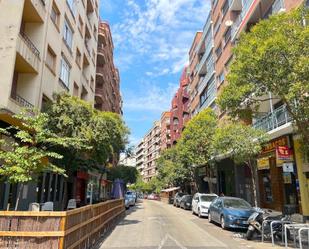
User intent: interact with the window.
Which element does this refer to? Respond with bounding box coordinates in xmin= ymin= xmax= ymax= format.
xmin=51 ymin=2 xmax=60 ymax=28
xmin=46 ymin=45 xmax=56 ymax=72
xmin=213 ymin=17 xmax=221 ymax=35
xmin=218 ymin=71 xmax=225 ymax=84
xmin=76 ymin=48 xmax=81 ymax=67
xmin=90 ymin=76 xmax=94 ymax=90
xmin=215 ymin=43 xmax=222 ymax=60
xmin=73 ymin=82 xmax=79 ymax=97
xmin=60 ymin=56 xmax=70 ymax=88
xmin=221 ymin=0 xmax=229 ymax=17
xmin=224 ymin=27 xmax=231 ymax=44
xmin=63 ymin=19 xmax=73 ymax=50
xmin=41 ymin=95 xmax=52 ymax=112
xmin=66 ymin=0 xmax=76 ymax=17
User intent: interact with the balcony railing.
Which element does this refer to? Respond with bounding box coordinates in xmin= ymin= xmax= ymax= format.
xmin=253 ymin=105 xmax=292 ymax=132
xmin=11 ymin=94 xmax=34 ymax=108
xmin=19 ymin=31 xmax=40 ymax=58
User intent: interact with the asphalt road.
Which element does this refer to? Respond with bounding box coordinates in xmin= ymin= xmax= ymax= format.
xmin=99 ymin=200 xmax=287 ymax=249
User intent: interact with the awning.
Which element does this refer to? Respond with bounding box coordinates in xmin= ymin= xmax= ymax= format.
xmin=161 ymin=187 xmax=180 ymax=193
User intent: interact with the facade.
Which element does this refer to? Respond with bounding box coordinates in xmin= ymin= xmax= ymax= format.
xmin=0 ymin=0 xmax=100 ymax=210
xmin=94 ymin=21 xmax=122 ymax=114
xmin=135 ymin=139 xmax=146 ymax=177
xmin=170 ymin=68 xmax=190 ymax=145
xmin=160 ymin=111 xmax=171 ymax=151
xmin=143 ymin=121 xmax=161 ymax=182
xmin=210 ymin=0 xmax=308 ymax=217
xmin=119 ymin=153 xmax=136 ymax=167
xmin=188 ymin=32 xmax=202 ymax=116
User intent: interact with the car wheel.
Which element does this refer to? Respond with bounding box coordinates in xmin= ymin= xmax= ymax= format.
xmin=198 ymin=208 xmax=202 ymax=218
xmin=208 ymin=212 xmax=212 ymax=223
xmin=221 ymin=216 xmax=226 ymax=230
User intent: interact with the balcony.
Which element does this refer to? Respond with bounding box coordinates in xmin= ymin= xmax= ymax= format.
xmin=22 ymin=0 xmax=45 ymax=23
xmin=199 ymin=79 xmax=217 ymax=111
xmin=11 ymin=93 xmax=34 ymax=108
xmin=97 ymin=47 xmax=106 ymax=66
xmin=196 ymin=52 xmax=207 ymax=76
xmin=198 ymin=70 xmax=215 ymax=95
xmin=15 ymin=32 xmax=40 ymax=73
xmin=253 ymin=105 xmax=292 ymax=132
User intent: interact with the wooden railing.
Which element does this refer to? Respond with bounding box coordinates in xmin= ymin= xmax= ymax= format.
xmin=0 ymin=199 xmax=124 ymax=249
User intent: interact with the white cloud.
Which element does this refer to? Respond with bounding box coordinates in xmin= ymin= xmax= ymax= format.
xmin=124 ymin=82 xmax=178 ymax=112
xmin=112 ymin=0 xmax=211 ymax=74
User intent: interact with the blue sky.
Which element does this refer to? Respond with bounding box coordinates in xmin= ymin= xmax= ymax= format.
xmin=99 ymin=0 xmax=211 ymax=145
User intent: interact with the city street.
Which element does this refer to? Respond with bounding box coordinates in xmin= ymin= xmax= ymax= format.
xmin=99 ymin=200 xmax=286 ymax=249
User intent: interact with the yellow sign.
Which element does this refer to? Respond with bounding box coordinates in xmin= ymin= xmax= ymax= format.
xmin=257 ymin=157 xmax=270 ymax=170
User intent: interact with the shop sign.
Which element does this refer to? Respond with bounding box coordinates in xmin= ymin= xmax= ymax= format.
xmin=257 ymin=157 xmax=270 ymax=170
xmin=262 ymin=137 xmax=288 ymax=154
xmin=276 ymin=146 xmax=293 ymax=161
xmin=283 ymin=163 xmax=294 ymax=173
xmin=283 ymin=172 xmax=292 ymax=184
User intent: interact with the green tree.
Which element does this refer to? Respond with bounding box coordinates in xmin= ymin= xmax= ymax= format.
xmin=177 ymin=108 xmax=218 ymax=192
xmin=218 ymin=6 xmax=309 ymax=154
xmin=156 ymin=147 xmax=192 ymax=189
xmin=212 ymin=123 xmax=268 ymax=206
xmin=108 ymin=165 xmax=139 ymax=186
xmin=0 ymin=111 xmax=67 ymax=210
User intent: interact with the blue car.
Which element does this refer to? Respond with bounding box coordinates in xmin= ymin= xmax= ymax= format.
xmin=208 ymin=196 xmax=255 ymax=229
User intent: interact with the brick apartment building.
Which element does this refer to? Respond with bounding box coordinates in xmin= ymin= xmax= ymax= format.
xmin=170 ymin=68 xmax=190 ymax=145
xmin=95 ymin=21 xmax=122 ymax=114
xmin=160 ymin=111 xmax=171 ymax=151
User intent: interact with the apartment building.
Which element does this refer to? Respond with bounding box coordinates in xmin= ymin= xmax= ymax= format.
xmin=143 ymin=121 xmax=161 ymax=182
xmin=135 ymin=139 xmax=146 ymax=177
xmin=211 ymin=0 xmax=308 ymax=215
xmin=0 ymin=0 xmax=100 ymax=210
xmin=188 ymin=32 xmax=202 ymax=116
xmin=160 ymin=111 xmax=171 ymax=151
xmin=94 ymin=21 xmax=122 ymax=114
xmin=170 ymin=68 xmax=190 ymax=145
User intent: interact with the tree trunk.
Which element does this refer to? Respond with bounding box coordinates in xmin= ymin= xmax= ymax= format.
xmin=15 ymin=184 xmax=23 ymax=211
xmin=98 ymin=172 xmax=103 ymax=202
xmin=207 ymin=167 xmax=214 ymax=194
xmin=247 ymin=161 xmax=258 ymax=207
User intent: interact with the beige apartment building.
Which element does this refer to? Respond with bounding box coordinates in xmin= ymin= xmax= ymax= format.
xmin=143 ymin=121 xmax=161 ymax=182
xmin=135 ymin=139 xmax=145 ymax=177
xmin=0 ymin=0 xmax=99 ymax=120
xmin=0 ymin=0 xmax=100 ymax=210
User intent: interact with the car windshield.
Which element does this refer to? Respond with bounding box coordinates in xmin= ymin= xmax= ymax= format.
xmin=126 ymin=192 xmax=133 ymax=195
xmin=200 ymin=195 xmax=217 ymax=202
xmin=177 ymin=193 xmax=184 ymax=197
xmin=183 ymin=196 xmax=192 ymax=201
xmin=223 ymin=199 xmax=251 ymax=209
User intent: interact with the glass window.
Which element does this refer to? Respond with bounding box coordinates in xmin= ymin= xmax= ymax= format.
xmin=67 ymin=0 xmax=76 ymax=16
xmin=200 ymin=195 xmax=217 ymax=202
xmin=215 ymin=43 xmax=222 ymax=60
xmin=218 ymin=71 xmax=225 ymax=84
xmin=46 ymin=46 xmax=56 ymax=71
xmin=51 ymin=2 xmax=60 ymax=27
xmin=63 ymin=20 xmax=73 ymax=49
xmin=213 ymin=18 xmax=221 ymax=35
xmin=60 ymin=56 xmax=70 ymax=87
xmin=221 ymin=0 xmax=229 ymax=16
xmin=223 ymin=198 xmax=252 ymax=208
xmin=224 ymin=27 xmax=231 ymax=44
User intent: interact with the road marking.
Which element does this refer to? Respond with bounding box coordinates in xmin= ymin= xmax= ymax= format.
xmin=157 ymin=233 xmax=188 ymax=249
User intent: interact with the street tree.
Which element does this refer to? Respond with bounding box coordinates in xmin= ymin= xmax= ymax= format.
xmin=156 ymin=147 xmax=192 ymax=189
xmin=108 ymin=165 xmax=139 ymax=186
xmin=218 ymin=6 xmax=309 ymax=155
xmin=0 ymin=111 xmax=67 ymax=210
xmin=177 ymin=108 xmax=217 ymax=192
xmin=212 ymin=123 xmax=268 ymax=206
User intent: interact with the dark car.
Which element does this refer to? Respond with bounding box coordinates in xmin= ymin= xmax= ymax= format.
xmin=179 ymin=195 xmax=193 ymax=210
xmin=208 ymin=197 xmax=255 ymax=229
xmin=173 ymin=192 xmax=185 ymax=207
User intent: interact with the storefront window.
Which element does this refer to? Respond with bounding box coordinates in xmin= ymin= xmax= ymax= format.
xmin=261 ymin=171 xmax=273 ymax=203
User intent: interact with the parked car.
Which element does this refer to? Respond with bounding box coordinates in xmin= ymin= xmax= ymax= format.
xmin=179 ymin=195 xmax=193 ymax=210
xmin=192 ymin=193 xmax=218 ymax=217
xmin=124 ymin=197 xmax=130 ymax=209
xmin=173 ymin=192 xmax=185 ymax=207
xmin=208 ymin=196 xmax=255 ymax=229
xmin=125 ymin=191 xmax=136 ymax=206
xmin=148 ymin=193 xmax=160 ymax=200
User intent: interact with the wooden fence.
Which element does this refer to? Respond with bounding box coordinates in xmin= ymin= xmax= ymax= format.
xmin=0 ymin=199 xmax=124 ymax=249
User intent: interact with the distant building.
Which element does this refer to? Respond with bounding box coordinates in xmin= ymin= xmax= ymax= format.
xmin=170 ymin=68 xmax=190 ymax=145
xmin=135 ymin=139 xmax=146 ymax=177
xmin=94 ymin=21 xmax=122 ymax=114
xmin=160 ymin=111 xmax=171 ymax=151
xmin=119 ymin=153 xmax=136 ymax=167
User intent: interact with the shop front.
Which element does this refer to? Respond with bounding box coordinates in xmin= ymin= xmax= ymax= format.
xmin=257 ymin=135 xmax=300 ymax=213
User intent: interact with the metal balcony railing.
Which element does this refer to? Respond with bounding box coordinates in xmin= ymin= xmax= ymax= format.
xmin=12 ymin=94 xmax=34 ymax=108
xmin=253 ymin=105 xmax=292 ymax=132
xmin=19 ymin=31 xmax=40 ymax=58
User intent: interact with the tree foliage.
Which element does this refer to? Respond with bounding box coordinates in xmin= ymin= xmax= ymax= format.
xmin=218 ymin=6 xmax=309 ymax=154
xmin=108 ymin=165 xmax=139 ymax=185
xmin=212 ymin=123 xmax=268 ymax=206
